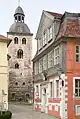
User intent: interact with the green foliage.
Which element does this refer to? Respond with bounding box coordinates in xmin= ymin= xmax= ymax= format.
xmin=0 ymin=111 xmax=12 ymax=119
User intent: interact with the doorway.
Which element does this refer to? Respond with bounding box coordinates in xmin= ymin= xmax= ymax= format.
xmin=42 ymin=87 xmax=46 ymax=112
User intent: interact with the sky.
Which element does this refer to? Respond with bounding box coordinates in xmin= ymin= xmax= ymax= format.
xmin=0 ymin=0 xmax=80 ymax=57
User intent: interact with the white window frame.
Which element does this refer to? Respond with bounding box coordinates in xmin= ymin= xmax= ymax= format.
xmin=48 ymin=26 xmax=53 ymax=42
xmin=54 ymin=77 xmax=59 ymax=98
xmin=40 ymin=85 xmax=42 ymax=99
xmin=39 ymin=58 xmax=43 ymax=73
xmin=50 ymin=82 xmax=53 ymax=98
xmin=76 ymin=105 xmax=80 ymax=115
xmin=34 ymin=61 xmax=39 ymax=75
xmin=38 ymin=39 xmax=40 ymax=50
xmin=76 ymin=45 xmax=80 ymax=62
xmin=56 ymin=80 xmax=59 ymax=98
xmin=43 ymin=55 xmax=47 ymax=70
xmin=38 ymin=38 xmax=43 ymax=50
xmin=54 ymin=46 xmax=60 ymax=65
xmin=43 ymin=31 xmax=47 ymax=46
xmin=48 ymin=51 xmax=53 ymax=68
xmin=73 ymin=77 xmax=80 ymax=98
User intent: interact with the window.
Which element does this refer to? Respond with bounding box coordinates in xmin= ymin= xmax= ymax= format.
xmin=34 ymin=61 xmax=39 ymax=75
xmin=17 ymin=49 xmax=23 ymax=59
xmin=39 ymin=58 xmax=43 ymax=73
xmin=36 ymin=85 xmax=39 ymax=93
xmin=75 ymin=79 xmax=80 ymax=97
xmin=15 ymin=63 xmax=19 ymax=69
xmin=56 ymin=80 xmax=59 ymax=98
xmin=15 ymin=82 xmax=18 ymax=85
xmin=50 ymin=82 xmax=53 ymax=97
xmin=43 ymin=31 xmax=47 ymax=46
xmin=15 ymin=16 xmax=17 ymax=21
xmin=22 ymin=16 xmax=24 ymax=22
xmin=18 ymin=16 xmax=21 ymax=21
xmin=14 ymin=37 xmax=18 ymax=44
xmin=48 ymin=51 xmax=53 ymax=68
xmin=12 ymin=93 xmax=15 ymax=100
xmin=76 ymin=45 xmax=80 ymax=62
xmin=43 ymin=55 xmax=47 ymax=70
xmin=22 ymin=38 xmax=26 ymax=44
xmin=76 ymin=105 xmax=80 ymax=115
xmin=22 ymin=82 xmax=25 ymax=85
xmin=54 ymin=46 xmax=59 ymax=65
xmin=48 ymin=26 xmax=52 ymax=41
xmin=38 ymin=38 xmax=42 ymax=50
xmin=40 ymin=85 xmax=42 ymax=99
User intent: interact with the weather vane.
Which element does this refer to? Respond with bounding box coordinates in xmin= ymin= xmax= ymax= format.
xmin=18 ymin=0 xmax=20 ymax=6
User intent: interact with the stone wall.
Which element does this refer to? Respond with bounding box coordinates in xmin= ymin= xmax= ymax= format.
xmin=8 ymin=33 xmax=33 ymax=102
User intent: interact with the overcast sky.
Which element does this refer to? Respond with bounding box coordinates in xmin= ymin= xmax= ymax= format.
xmin=0 ymin=0 xmax=80 ymax=56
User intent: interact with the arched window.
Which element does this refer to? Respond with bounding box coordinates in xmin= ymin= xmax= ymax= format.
xmin=17 ymin=49 xmax=23 ymax=59
xmin=22 ymin=38 xmax=26 ymax=44
xmin=14 ymin=37 xmax=18 ymax=44
xmin=15 ymin=63 xmax=19 ymax=69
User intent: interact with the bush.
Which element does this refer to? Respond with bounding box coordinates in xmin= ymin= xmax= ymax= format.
xmin=0 ymin=111 xmax=12 ymax=119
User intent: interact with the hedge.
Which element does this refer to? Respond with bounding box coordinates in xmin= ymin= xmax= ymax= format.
xmin=0 ymin=111 xmax=12 ymax=119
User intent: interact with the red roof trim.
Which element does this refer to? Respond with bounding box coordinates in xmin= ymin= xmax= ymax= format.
xmin=0 ymin=35 xmax=7 ymax=39
xmin=46 ymin=11 xmax=62 ymax=18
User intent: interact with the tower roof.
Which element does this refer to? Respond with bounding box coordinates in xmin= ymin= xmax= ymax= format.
xmin=9 ymin=22 xmax=30 ymax=33
xmin=9 ymin=6 xmax=31 ymax=34
xmin=14 ymin=6 xmax=24 ymax=16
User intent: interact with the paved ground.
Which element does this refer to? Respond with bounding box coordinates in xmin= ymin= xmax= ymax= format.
xmin=9 ymin=103 xmax=58 ymax=119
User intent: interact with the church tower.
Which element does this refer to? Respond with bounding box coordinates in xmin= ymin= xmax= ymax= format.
xmin=7 ymin=6 xmax=33 ymax=102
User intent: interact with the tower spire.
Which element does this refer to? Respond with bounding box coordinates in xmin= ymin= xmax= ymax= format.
xmin=18 ymin=0 xmax=20 ymax=6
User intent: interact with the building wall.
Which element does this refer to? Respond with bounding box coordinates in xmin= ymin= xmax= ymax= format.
xmin=0 ymin=42 xmax=8 ymax=110
xmin=8 ymin=33 xmax=33 ymax=102
xmin=66 ymin=39 xmax=80 ymax=119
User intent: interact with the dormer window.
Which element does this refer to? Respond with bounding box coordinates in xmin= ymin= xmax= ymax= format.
xmin=43 ymin=31 xmax=47 ymax=46
xmin=48 ymin=26 xmax=53 ymax=42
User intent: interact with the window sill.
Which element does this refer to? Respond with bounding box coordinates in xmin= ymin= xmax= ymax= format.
xmin=39 ymin=48 xmax=42 ymax=51
xmin=48 ymin=38 xmax=52 ymax=43
xmin=75 ymin=97 xmax=80 ymax=100
xmin=43 ymin=44 xmax=47 ymax=48
xmin=49 ymin=97 xmax=60 ymax=100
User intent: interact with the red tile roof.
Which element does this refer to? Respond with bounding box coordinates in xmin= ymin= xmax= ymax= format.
xmin=65 ymin=19 xmax=80 ymax=37
xmin=57 ymin=17 xmax=80 ymax=39
xmin=46 ymin=11 xmax=62 ymax=18
xmin=0 ymin=35 xmax=7 ymax=39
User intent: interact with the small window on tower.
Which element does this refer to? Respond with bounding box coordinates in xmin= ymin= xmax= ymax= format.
xmin=14 ymin=37 xmax=18 ymax=44
xmin=22 ymin=38 xmax=26 ymax=44
xmin=22 ymin=16 xmax=24 ymax=21
xmin=22 ymin=82 xmax=25 ymax=85
xmin=15 ymin=82 xmax=18 ymax=85
xmin=18 ymin=16 xmax=21 ymax=21
xmin=15 ymin=16 xmax=17 ymax=20
xmin=17 ymin=49 xmax=23 ymax=59
xmin=15 ymin=63 xmax=19 ymax=69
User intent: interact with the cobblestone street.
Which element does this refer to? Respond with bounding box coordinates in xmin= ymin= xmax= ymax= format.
xmin=9 ymin=103 xmax=58 ymax=119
